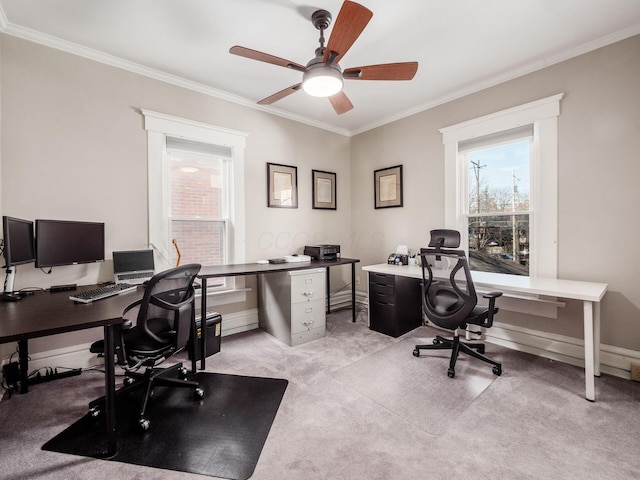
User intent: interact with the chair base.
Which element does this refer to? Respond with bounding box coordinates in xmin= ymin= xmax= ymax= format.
xmin=89 ymin=361 xmax=204 ymax=431
xmin=413 ymin=334 xmax=502 ymax=378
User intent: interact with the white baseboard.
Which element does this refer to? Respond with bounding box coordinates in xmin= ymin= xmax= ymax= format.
xmin=8 ymin=301 xmax=635 ymax=384
xmin=329 ymin=290 xmax=368 ymax=310
xmin=0 ymin=309 xmax=260 ymax=375
xmin=218 ymin=308 xmax=259 ymax=336
xmin=486 ymin=321 xmax=640 ymax=380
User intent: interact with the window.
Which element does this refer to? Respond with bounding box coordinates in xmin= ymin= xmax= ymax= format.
xmin=166 ymin=138 xmax=230 ymax=269
xmin=142 ymin=109 xmax=247 ymax=295
xmin=440 ymin=94 xmax=563 ymax=278
xmin=460 ymin=126 xmax=532 ymax=275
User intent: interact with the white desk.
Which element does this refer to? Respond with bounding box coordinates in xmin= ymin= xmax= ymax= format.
xmin=363 ymin=264 xmax=608 ymax=401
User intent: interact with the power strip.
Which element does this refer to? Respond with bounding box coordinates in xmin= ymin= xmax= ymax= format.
xmin=50 ymin=284 xmax=77 ymax=292
xmin=28 ymin=368 xmax=82 ymax=385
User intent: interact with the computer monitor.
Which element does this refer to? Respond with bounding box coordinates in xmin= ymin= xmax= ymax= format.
xmin=2 ymin=216 xmax=36 ymax=267
xmin=35 ymin=219 xmax=105 ymax=268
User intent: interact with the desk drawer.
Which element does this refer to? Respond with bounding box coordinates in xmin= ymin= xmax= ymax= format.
xmin=291 ymin=300 xmax=325 ymax=334
xmin=291 ymin=326 xmax=326 ymax=347
xmin=369 ymin=272 xmax=395 ymax=286
xmin=290 ymin=269 xmax=325 ymax=304
xmin=370 ymin=282 xmax=395 ymax=298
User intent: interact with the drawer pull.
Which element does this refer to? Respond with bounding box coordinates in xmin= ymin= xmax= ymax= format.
xmin=302 ymin=291 xmax=314 ymax=298
xmin=302 ymin=319 xmax=314 ymax=329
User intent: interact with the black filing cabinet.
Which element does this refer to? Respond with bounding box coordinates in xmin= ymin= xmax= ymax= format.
xmin=368 ymin=272 xmax=422 ymax=337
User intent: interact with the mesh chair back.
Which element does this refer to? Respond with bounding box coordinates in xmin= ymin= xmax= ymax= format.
xmin=136 ymin=263 xmax=201 ymax=349
xmin=420 ymin=230 xmax=477 ymax=330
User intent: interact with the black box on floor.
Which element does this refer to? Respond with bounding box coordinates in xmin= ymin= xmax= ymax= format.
xmin=189 ymin=312 xmax=222 ymax=361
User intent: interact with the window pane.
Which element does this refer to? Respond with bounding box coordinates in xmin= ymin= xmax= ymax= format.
xmin=169 ymin=151 xmax=224 ymax=219
xmin=468 ymin=214 xmax=529 ymax=275
xmin=467 ymin=140 xmax=530 ymax=215
xmin=168 ymin=149 xmax=227 ymax=267
xmin=170 ymin=219 xmax=225 ymax=266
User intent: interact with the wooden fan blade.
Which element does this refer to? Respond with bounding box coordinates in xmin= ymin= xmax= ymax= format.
xmin=343 ymin=62 xmax=419 ymax=81
xmin=230 ymin=46 xmax=306 ymax=72
xmin=328 ymin=91 xmax=354 ymax=115
xmin=257 ymin=83 xmax=302 ymax=105
xmin=323 ymin=1 xmax=373 ymax=65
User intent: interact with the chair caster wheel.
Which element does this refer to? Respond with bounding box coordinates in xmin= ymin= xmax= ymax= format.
xmin=433 ymin=338 xmax=441 ymax=345
xmin=179 ymin=366 xmax=188 ymax=378
xmin=447 ymin=369 xmax=455 ymax=378
xmin=194 ymin=387 xmax=205 ymax=399
xmin=493 ymin=365 xmax=502 ymax=376
xmin=89 ymin=406 xmax=100 ymax=418
xmin=139 ymin=418 xmax=150 ymax=431
xmin=412 ymin=348 xmax=420 ymax=357
xmin=123 ymin=376 xmax=135 ymax=386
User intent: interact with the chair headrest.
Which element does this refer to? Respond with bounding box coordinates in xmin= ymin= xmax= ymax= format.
xmin=428 ymin=229 xmax=461 ymax=249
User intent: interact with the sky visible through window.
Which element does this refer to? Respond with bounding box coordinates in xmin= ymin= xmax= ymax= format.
xmin=468 ymin=139 xmax=530 ymax=201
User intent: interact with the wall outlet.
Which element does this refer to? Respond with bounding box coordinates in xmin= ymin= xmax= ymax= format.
xmin=631 ymin=363 xmax=640 ymax=382
xmin=355 ymin=276 xmax=360 ymax=285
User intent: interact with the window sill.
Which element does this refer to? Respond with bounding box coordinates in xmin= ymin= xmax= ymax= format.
xmin=196 ymin=287 xmax=250 ymax=306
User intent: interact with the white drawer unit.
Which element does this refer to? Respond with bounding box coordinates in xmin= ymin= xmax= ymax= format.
xmin=258 ymin=268 xmax=326 ymax=346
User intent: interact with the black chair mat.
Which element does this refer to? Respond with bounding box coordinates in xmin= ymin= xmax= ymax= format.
xmin=42 ymin=372 xmax=288 ymax=480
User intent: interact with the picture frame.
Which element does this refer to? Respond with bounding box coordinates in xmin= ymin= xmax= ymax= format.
xmin=374 ymin=165 xmax=403 ymax=209
xmin=312 ymin=169 xmax=336 ymax=210
xmin=267 ymin=162 xmax=298 ymax=208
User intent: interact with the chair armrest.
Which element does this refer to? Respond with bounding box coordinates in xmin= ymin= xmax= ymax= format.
xmin=482 ymin=291 xmax=503 ymax=299
xmin=481 ymin=291 xmax=503 ymax=328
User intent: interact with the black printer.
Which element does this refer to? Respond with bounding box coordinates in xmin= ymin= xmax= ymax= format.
xmin=304 ymin=244 xmax=340 ymax=260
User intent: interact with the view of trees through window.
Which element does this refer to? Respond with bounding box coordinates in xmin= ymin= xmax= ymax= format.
xmin=464 ymin=139 xmax=531 ymax=275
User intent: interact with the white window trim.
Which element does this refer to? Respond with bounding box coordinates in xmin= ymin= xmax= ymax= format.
xmin=142 ymin=109 xmax=248 ymax=301
xmin=440 ymin=93 xmax=563 ymax=279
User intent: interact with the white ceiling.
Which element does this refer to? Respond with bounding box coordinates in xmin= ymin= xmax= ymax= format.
xmin=1 ymin=0 xmax=640 ymax=136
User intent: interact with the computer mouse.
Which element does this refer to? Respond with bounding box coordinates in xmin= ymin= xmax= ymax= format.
xmin=1 ymin=292 xmax=22 ymax=302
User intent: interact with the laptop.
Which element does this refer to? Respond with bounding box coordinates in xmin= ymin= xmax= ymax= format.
xmin=113 ymin=249 xmax=155 ymax=285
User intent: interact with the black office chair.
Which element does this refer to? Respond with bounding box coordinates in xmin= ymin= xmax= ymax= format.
xmin=412 ymin=229 xmax=503 ymax=378
xmin=89 ymin=263 xmax=204 ymax=431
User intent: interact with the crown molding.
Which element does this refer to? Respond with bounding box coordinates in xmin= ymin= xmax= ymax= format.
xmin=0 ymin=10 xmax=351 ymax=137
xmin=351 ymin=22 xmax=640 ymax=136
xmin=1 ymin=4 xmax=639 ymax=139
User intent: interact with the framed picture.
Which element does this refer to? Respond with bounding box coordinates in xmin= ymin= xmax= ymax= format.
xmin=312 ymin=170 xmax=336 ymax=210
xmin=374 ymin=165 xmax=403 ymax=209
xmin=267 ymin=162 xmax=298 ymax=208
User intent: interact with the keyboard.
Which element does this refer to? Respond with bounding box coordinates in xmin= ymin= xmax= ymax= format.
xmin=69 ymin=283 xmax=137 ymax=303
xmin=117 ymin=272 xmax=153 ymax=281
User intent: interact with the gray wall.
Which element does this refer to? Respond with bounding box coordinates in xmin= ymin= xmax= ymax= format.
xmin=351 ymin=34 xmax=640 ymax=351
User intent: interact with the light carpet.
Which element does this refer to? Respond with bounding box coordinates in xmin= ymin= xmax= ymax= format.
xmin=333 ymin=336 xmax=498 ymax=434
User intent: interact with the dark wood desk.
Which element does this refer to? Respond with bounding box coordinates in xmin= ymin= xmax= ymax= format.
xmin=197 ymin=258 xmax=360 ymax=368
xmin=0 ymin=286 xmax=143 ymax=457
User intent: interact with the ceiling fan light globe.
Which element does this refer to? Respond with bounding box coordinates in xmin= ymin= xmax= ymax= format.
xmin=302 ymin=66 xmax=343 ymax=97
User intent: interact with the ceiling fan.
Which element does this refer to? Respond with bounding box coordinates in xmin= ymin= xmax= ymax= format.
xmin=229 ymin=0 xmax=418 ymax=115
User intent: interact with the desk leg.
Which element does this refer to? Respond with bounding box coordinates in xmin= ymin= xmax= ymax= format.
xmin=17 ymin=339 xmax=29 ymax=394
xmin=594 ymin=301 xmax=601 ymax=377
xmin=326 ymin=268 xmax=331 ymax=314
xmin=351 ymin=263 xmax=356 ymax=323
xmin=103 ymin=324 xmax=117 ymax=457
xmin=200 ymin=278 xmax=208 ymax=371
xmin=583 ymin=300 xmax=596 ymax=402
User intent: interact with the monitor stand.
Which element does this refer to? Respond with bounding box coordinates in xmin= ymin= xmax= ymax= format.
xmin=3 ymin=265 xmax=16 ymax=290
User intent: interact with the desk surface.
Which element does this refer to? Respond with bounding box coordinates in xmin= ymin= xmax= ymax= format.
xmin=199 ymin=257 xmax=360 ymax=278
xmin=0 ymin=285 xmax=142 ymax=344
xmin=363 ymin=264 xmax=608 ymax=302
